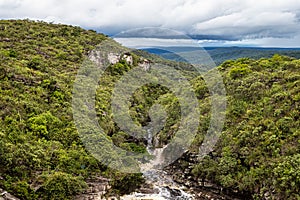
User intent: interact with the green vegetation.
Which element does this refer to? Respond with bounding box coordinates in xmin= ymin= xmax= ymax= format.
xmin=0 ymin=19 xmax=299 ymax=200
xmin=0 ymin=19 xmax=144 ymax=199
xmin=192 ymin=55 xmax=300 ymax=199
xmin=147 ymin=47 xmax=300 ymax=66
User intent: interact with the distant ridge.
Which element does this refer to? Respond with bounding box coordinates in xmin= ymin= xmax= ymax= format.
xmin=141 ymin=46 xmax=300 ymax=65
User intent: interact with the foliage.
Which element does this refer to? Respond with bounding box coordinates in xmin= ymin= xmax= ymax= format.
xmin=39 ymin=172 xmax=87 ymax=200
xmin=0 ymin=19 xmax=143 ymax=199
xmin=1 ymin=19 xmax=299 ymax=200
xmin=228 ymin=64 xmax=252 ymax=79
xmin=110 ymin=173 xmax=145 ymax=195
xmin=192 ymin=55 xmax=300 ymax=199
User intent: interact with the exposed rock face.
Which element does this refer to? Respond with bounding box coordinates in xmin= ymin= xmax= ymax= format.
xmin=108 ymin=53 xmax=120 ymax=65
xmin=164 ymin=152 xmax=245 ymax=200
xmin=0 ymin=188 xmax=20 ymax=200
xmin=89 ymin=51 xmax=108 ymax=66
xmin=106 ymin=53 xmax=134 ymax=66
xmin=89 ymin=51 xmax=152 ymax=72
xmin=138 ymin=59 xmax=151 ymax=71
xmin=74 ymin=177 xmax=111 ymax=200
xmin=122 ymin=53 xmax=133 ymax=65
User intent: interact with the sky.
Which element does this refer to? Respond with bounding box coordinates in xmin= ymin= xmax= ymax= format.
xmin=1 ymin=0 xmax=300 ymax=47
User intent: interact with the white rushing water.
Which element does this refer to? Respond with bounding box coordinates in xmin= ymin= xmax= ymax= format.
xmin=121 ymin=127 xmax=194 ymax=200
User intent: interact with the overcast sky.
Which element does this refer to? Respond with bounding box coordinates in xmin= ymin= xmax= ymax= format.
xmin=1 ymin=0 xmax=300 ymax=47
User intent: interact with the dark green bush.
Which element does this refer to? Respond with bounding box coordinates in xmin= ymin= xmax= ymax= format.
xmin=39 ymin=172 xmax=87 ymax=200
xmin=229 ymin=64 xmax=252 ymax=79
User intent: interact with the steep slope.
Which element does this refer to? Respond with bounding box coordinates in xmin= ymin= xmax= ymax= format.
xmin=170 ymin=56 xmax=300 ymax=199
xmin=0 ymin=20 xmax=299 ymax=200
xmin=0 ymin=19 xmax=145 ymax=200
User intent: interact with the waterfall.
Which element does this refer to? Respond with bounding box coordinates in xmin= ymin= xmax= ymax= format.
xmin=121 ymin=127 xmax=194 ymax=200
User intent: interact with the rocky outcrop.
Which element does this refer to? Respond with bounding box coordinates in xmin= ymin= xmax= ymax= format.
xmin=0 ymin=188 xmax=20 ymax=200
xmin=164 ymin=152 xmax=246 ymax=200
xmin=138 ymin=59 xmax=151 ymax=71
xmin=74 ymin=177 xmax=111 ymax=200
xmin=107 ymin=53 xmax=120 ymax=65
xmin=122 ymin=53 xmax=133 ymax=65
xmin=107 ymin=53 xmax=134 ymax=66
xmin=90 ymin=50 xmax=152 ymax=72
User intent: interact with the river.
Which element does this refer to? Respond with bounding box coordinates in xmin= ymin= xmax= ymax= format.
xmin=120 ymin=127 xmax=194 ymax=200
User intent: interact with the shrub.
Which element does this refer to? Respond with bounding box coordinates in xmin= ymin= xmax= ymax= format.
xmin=229 ymin=64 xmax=252 ymax=79
xmin=11 ymin=181 xmax=37 ymax=200
xmin=27 ymin=112 xmax=61 ymax=138
xmin=111 ymin=173 xmax=144 ymax=195
xmin=39 ymin=172 xmax=87 ymax=200
xmin=27 ymin=56 xmax=43 ymax=70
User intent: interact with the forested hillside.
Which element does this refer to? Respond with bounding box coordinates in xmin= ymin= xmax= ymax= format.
xmin=189 ymin=56 xmax=300 ymax=199
xmin=142 ymin=46 xmax=300 ymax=66
xmin=0 ymin=19 xmax=144 ymax=199
xmin=0 ymin=20 xmax=299 ymax=200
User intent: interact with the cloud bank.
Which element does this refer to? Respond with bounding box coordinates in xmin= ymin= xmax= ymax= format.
xmin=1 ymin=0 xmax=300 ymax=46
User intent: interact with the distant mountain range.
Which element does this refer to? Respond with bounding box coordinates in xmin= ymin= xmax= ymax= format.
xmin=141 ymin=46 xmax=300 ymax=65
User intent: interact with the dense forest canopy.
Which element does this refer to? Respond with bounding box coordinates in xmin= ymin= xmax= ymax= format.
xmin=0 ymin=20 xmax=299 ymax=199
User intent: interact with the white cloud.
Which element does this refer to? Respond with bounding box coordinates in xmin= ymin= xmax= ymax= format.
xmin=114 ymin=37 xmax=198 ymax=48
xmin=1 ymin=0 xmax=300 ymax=46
